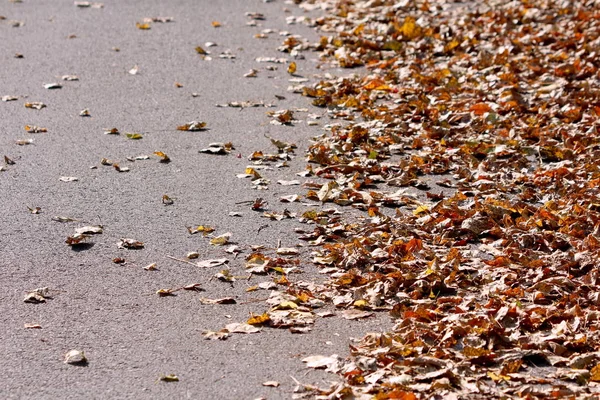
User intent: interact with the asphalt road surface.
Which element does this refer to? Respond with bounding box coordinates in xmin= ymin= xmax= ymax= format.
xmin=0 ymin=1 xmax=388 ymax=399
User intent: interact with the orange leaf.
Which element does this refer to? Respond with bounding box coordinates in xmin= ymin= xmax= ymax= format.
xmin=469 ymin=103 xmax=492 ymax=115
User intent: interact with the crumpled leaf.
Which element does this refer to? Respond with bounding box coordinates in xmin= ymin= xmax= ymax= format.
xmin=24 ymin=102 xmax=45 ymax=109
xmin=153 ymin=151 xmax=170 ymax=163
xmin=187 ymin=225 xmax=215 ymax=235
xmin=25 ymin=125 xmax=47 ymax=133
xmin=65 ymin=233 xmax=90 ymax=246
xmin=210 ymin=232 xmax=231 ymax=246
xmin=117 ymin=238 xmax=144 ymax=249
xmin=44 ymin=82 xmax=62 ymax=90
xmin=74 ymin=225 xmax=103 ymax=235
xmin=159 ymin=374 xmax=179 ymax=382
xmin=199 ymin=142 xmax=232 ymax=155
xmin=287 ymin=61 xmax=297 ymax=75
xmin=177 ymin=121 xmax=207 ymax=131
xmin=64 ymin=349 xmax=87 ymax=365
xmin=202 ymin=330 xmax=230 ymax=340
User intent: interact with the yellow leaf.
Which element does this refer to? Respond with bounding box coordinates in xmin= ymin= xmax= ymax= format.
xmin=590 ymin=364 xmax=600 ymax=382
xmin=187 ymin=225 xmax=215 ymax=235
xmin=245 ymin=167 xmax=262 ymax=179
xmin=287 ymin=62 xmax=297 ymax=75
xmin=353 ymin=299 xmax=369 ymax=308
xmin=159 ymin=374 xmax=179 ymax=382
xmin=247 ymin=313 xmax=270 ymax=325
xmin=399 ymin=16 xmax=420 ymax=40
xmin=487 ymin=371 xmax=509 ymax=382
xmin=413 ymin=205 xmax=429 ymax=216
xmin=211 ymin=21 xmax=221 ymax=28
xmin=210 ymin=233 xmax=231 ymax=246
xmin=153 ymin=151 xmax=170 ymax=163
xmin=195 ymin=46 xmax=207 ymax=55
xmin=125 ymin=132 xmax=143 ymax=140
xmin=276 ymin=301 xmax=298 ymax=310
xmin=136 ymin=22 xmax=151 ymax=30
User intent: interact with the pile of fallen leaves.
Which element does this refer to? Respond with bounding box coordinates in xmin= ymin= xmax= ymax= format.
xmin=278 ymin=0 xmax=600 ymax=398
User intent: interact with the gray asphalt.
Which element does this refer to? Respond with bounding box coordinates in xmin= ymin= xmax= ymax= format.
xmin=0 ymin=1 xmax=389 ymax=399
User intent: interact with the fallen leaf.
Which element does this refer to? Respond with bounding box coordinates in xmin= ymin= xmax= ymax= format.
xmin=24 ymin=323 xmax=42 ymax=329
xmin=341 ymin=309 xmax=373 ymax=320
xmin=156 ymin=289 xmax=177 ymax=297
xmin=247 ymin=313 xmax=271 ymax=325
xmin=143 ymin=263 xmax=157 ymax=271
xmin=210 ymin=233 xmax=231 ymax=246
xmin=225 ymin=323 xmax=261 ymax=333
xmin=199 ymin=297 xmax=236 ymax=304
xmin=197 ymin=258 xmax=229 ymax=268
xmin=276 ymin=247 xmax=299 ymax=255
xmin=202 ymin=330 xmax=230 ymax=340
xmin=25 ymin=125 xmax=47 ymax=133
xmin=159 ymin=374 xmax=179 ymax=382
xmin=24 ymin=292 xmax=46 ymax=304
xmin=280 ymin=194 xmax=299 ymax=203
xmin=302 ymin=355 xmax=339 ymax=370
xmin=64 ymin=350 xmax=87 ymax=365
xmin=177 ymin=121 xmax=207 ymax=131
xmin=113 ymin=163 xmax=130 ymax=172
xmin=117 ymin=238 xmax=144 ymax=249
xmin=125 ymin=132 xmax=143 ymax=140
xmin=187 ymin=225 xmax=215 ymax=235
xmin=52 ymin=216 xmax=77 ymax=223
xmin=74 ymin=225 xmax=103 ymax=235
xmin=65 ymin=233 xmax=90 ymax=246
xmin=24 ymin=102 xmax=46 ymax=110
xmin=287 ymin=61 xmax=297 ymax=74
xmin=153 ymin=151 xmax=170 ymax=163
xmin=128 ymin=65 xmax=139 ymax=75
xmin=199 ymin=142 xmax=231 ymax=155
xmin=59 ymin=176 xmax=78 ymax=182
xmin=44 ymin=83 xmax=62 ymax=90
xmin=262 ymin=381 xmax=280 ymax=387
xmin=277 ymin=180 xmax=301 ymax=186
